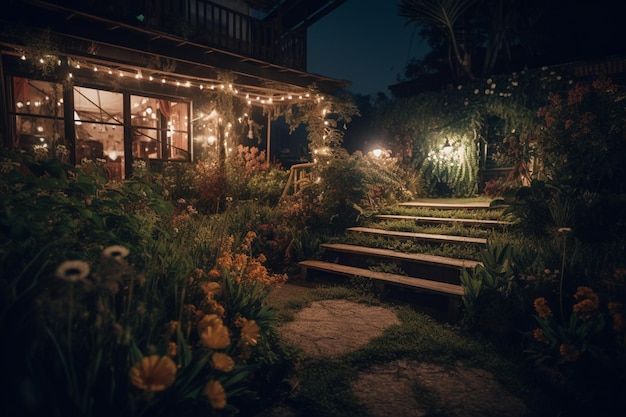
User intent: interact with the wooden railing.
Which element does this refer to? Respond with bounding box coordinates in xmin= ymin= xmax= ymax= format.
xmin=279 ymin=162 xmax=315 ymax=202
xmin=46 ymin=0 xmax=307 ymax=70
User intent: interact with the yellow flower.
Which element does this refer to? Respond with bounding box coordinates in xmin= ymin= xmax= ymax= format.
xmin=211 ymin=352 xmax=235 ymax=372
xmin=205 ymin=380 xmax=227 ymax=409
xmin=129 ymin=355 xmax=177 ymax=392
xmin=241 ymin=319 xmax=260 ymax=346
xmin=103 ymin=245 xmax=130 ymax=260
xmin=533 ymin=297 xmax=553 ymax=319
xmin=55 ymin=260 xmax=90 ymax=282
xmin=198 ymin=314 xmax=230 ymax=349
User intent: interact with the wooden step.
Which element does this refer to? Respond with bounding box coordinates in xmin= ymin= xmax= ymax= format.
xmin=320 ymin=243 xmax=482 ymax=269
xmin=399 ymin=201 xmax=499 ymax=210
xmin=299 ymin=260 xmax=464 ymax=296
xmin=298 ymin=260 xmax=464 ymax=320
xmin=346 ymin=227 xmax=488 ymax=245
xmin=376 ymin=214 xmax=513 ymax=227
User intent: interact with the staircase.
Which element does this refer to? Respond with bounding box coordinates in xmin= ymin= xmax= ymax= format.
xmin=298 ymin=200 xmax=511 ymax=321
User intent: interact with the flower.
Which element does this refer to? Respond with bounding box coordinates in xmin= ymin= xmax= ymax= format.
xmin=167 ymin=342 xmax=177 ymax=357
xmin=240 ymin=319 xmax=260 ymax=346
xmin=211 ymin=352 xmax=235 ymax=372
xmin=103 ymin=245 xmax=130 ymax=260
xmin=202 ymin=281 xmax=221 ymax=298
xmin=533 ymin=297 xmax=553 ymax=319
xmin=559 ymin=344 xmax=580 ymax=362
xmin=204 ymin=380 xmax=227 ymax=409
xmin=55 ymin=260 xmax=90 ymax=282
xmin=198 ymin=314 xmax=230 ymax=349
xmin=128 ymin=355 xmax=177 ymax=392
xmin=533 ymin=328 xmax=549 ymax=344
xmin=572 ymin=286 xmax=600 ymax=319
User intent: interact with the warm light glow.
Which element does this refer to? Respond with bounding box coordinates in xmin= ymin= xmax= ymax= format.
xmin=372 ymin=148 xmax=383 ymax=158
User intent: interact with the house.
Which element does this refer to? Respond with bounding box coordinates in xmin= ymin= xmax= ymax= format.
xmin=0 ymin=0 xmax=349 ymax=179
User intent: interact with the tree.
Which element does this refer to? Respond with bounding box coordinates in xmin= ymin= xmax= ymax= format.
xmin=398 ymin=0 xmax=478 ymax=82
xmin=398 ymin=0 xmax=626 ymax=85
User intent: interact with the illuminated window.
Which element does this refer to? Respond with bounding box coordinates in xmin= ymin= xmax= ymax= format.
xmin=11 ymin=77 xmax=65 ymax=159
xmin=131 ymin=95 xmax=190 ymax=161
xmin=74 ymin=86 xmax=124 ymax=179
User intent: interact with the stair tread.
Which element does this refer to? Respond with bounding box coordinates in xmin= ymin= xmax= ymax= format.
xmin=399 ymin=201 xmax=499 ymax=209
xmin=298 ymin=260 xmax=464 ymax=296
xmin=376 ymin=214 xmax=512 ymax=226
xmin=346 ymin=227 xmax=488 ymax=244
xmin=320 ymin=243 xmax=481 ymax=268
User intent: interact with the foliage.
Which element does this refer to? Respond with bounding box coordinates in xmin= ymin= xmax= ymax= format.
xmin=279 ymin=148 xmax=416 ymax=235
xmin=0 ymin=150 xmax=290 ymax=417
xmin=525 ymin=280 xmax=626 ymax=415
xmin=185 ymin=145 xmax=288 ymax=214
xmin=397 ymin=0 xmax=626 ymax=85
xmin=376 ymin=66 xmax=576 ymax=197
xmin=279 ymin=85 xmax=359 ymax=161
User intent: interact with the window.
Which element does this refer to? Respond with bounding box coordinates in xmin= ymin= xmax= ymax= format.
xmin=131 ymin=95 xmax=190 ymax=161
xmin=12 ymin=77 xmax=65 ymax=159
xmin=74 ymin=86 xmax=125 ymax=179
xmin=9 ymin=77 xmax=191 ymax=180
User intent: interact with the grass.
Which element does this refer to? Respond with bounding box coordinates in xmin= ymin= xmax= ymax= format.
xmin=330 ymin=233 xmax=486 ymax=261
xmin=366 ymin=219 xmax=496 ymax=238
xmin=265 ymin=283 xmax=557 ymax=417
xmin=376 ymin=206 xmax=509 ymax=220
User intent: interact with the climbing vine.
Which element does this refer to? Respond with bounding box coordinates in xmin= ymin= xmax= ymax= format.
xmin=375 ymin=66 xmax=582 ymax=197
xmin=279 ymin=84 xmax=359 ymax=158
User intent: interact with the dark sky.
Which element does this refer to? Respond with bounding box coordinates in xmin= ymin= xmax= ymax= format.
xmin=306 ymin=0 xmax=428 ymax=96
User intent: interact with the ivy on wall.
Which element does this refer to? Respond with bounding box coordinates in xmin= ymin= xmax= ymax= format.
xmin=375 ymin=67 xmax=581 ymax=197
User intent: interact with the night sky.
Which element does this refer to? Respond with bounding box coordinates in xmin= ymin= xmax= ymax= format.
xmin=307 ymin=0 xmax=428 ymax=97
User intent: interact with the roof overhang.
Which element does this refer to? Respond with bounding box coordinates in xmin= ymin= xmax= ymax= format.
xmin=1 ymin=0 xmax=350 ymax=105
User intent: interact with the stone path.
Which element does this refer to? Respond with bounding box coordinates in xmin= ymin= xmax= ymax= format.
xmin=262 ymin=283 xmax=532 ymax=417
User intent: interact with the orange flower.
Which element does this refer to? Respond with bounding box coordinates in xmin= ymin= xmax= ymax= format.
xmin=167 ymin=342 xmax=177 ymax=357
xmin=559 ymin=344 xmax=580 ymax=362
xmin=613 ymin=314 xmax=626 ymax=333
xmin=208 ymin=269 xmax=221 ymax=279
xmin=201 ymin=281 xmax=221 ymax=298
xmin=533 ymin=328 xmax=548 ymax=344
xmin=572 ymin=286 xmax=599 ymax=319
xmin=608 ymin=302 xmax=623 ymax=315
xmin=241 ymin=319 xmax=260 ymax=346
xmin=198 ymin=314 xmax=230 ymax=349
xmin=204 ymin=380 xmax=227 ymax=409
xmin=129 ymin=355 xmax=177 ymax=392
xmin=533 ymin=297 xmax=553 ymax=319
xmin=211 ymin=352 xmax=235 ymax=372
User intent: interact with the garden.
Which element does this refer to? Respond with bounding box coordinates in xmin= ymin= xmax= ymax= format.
xmin=1 ymin=68 xmax=625 ymax=417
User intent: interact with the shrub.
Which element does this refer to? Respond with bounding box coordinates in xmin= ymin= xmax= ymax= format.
xmin=0 ymin=149 xmax=290 ymax=417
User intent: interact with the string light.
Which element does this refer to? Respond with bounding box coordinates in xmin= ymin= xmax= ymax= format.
xmin=18 ymin=54 xmax=323 ymax=106
xmin=18 ymin=51 xmax=324 ymax=112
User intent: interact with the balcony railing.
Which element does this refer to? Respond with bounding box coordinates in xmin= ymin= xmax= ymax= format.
xmin=39 ymin=0 xmax=307 ymax=70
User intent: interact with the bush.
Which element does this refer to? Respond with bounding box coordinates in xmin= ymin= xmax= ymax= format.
xmin=0 ymin=150 xmax=290 ymax=417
